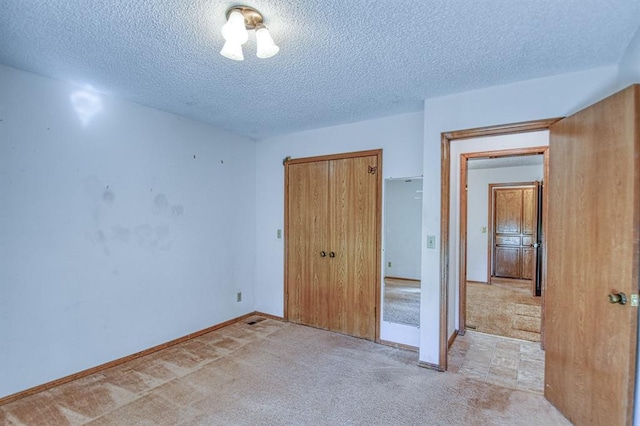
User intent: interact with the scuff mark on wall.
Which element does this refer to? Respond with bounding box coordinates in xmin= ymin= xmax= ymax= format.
xmin=112 ymin=225 xmax=130 ymax=242
xmin=135 ymin=223 xmax=153 ymax=239
xmin=153 ymin=194 xmax=169 ymax=214
xmin=102 ymin=190 xmax=114 ymax=204
xmin=84 ymin=177 xmax=183 ymax=254
xmin=155 ymin=224 xmax=170 ymax=239
xmin=171 ymin=205 xmax=184 ymax=217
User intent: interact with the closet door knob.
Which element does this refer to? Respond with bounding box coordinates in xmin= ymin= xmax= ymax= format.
xmin=329 ymin=251 xmax=336 ymax=258
xmin=320 ymin=251 xmax=327 ymax=257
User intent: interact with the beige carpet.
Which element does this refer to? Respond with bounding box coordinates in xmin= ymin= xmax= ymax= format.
xmin=383 ymin=278 xmax=420 ymax=326
xmin=466 ymin=282 xmax=542 ymax=342
xmin=0 ymin=317 xmax=569 ymax=425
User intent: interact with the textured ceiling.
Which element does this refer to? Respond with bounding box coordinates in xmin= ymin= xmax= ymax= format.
xmin=1 ymin=1 xmax=639 ymax=140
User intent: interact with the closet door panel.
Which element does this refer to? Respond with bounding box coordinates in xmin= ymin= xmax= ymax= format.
xmin=329 ymin=155 xmax=378 ymax=340
xmin=286 ymin=161 xmax=330 ymax=329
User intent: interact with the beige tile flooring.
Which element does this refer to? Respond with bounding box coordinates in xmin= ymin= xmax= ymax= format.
xmin=448 ymin=330 xmax=545 ymax=394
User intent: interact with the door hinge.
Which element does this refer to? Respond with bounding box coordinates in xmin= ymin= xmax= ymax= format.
xmin=283 ymin=156 xmax=291 ymax=166
xmin=368 ymin=166 xmax=377 ymax=174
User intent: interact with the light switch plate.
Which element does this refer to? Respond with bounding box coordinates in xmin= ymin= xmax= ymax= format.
xmin=427 ymin=235 xmax=436 ymax=249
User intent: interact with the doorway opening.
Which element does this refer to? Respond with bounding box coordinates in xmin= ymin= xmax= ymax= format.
xmin=439 ymin=120 xmax=558 ymax=369
xmin=457 ymin=146 xmax=548 ymax=342
xmin=440 ymin=88 xmax=638 ymax=424
xmin=465 ymin=160 xmax=544 ymax=343
xmin=379 ymin=177 xmax=422 ymax=349
xmin=449 ymin=137 xmax=549 ymax=394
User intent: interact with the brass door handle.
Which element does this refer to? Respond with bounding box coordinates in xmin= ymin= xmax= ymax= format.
xmin=608 ymin=292 xmax=627 ymax=305
xmin=329 ymin=251 xmax=335 ymax=258
xmin=320 ymin=251 xmax=327 ymax=257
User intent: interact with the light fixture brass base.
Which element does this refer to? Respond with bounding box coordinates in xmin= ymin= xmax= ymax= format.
xmin=226 ymin=6 xmax=264 ymax=30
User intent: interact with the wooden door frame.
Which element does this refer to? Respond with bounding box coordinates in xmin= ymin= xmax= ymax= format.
xmin=487 ymin=181 xmax=539 ymax=286
xmin=284 ymin=149 xmax=383 ymax=342
xmin=440 ymin=118 xmax=560 ymax=370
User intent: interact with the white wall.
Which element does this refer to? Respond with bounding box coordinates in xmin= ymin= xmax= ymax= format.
xmin=618 ymin=25 xmax=640 ymax=88
xmin=420 ymin=65 xmax=620 ymax=365
xmin=384 ymin=178 xmax=422 ymax=280
xmin=466 ymin=164 xmax=543 ymax=282
xmin=254 ymin=112 xmax=424 ymax=319
xmin=0 ymin=65 xmax=257 ymax=398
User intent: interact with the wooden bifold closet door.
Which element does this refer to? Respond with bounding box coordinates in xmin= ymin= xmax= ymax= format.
xmin=285 ymin=150 xmax=381 ymax=341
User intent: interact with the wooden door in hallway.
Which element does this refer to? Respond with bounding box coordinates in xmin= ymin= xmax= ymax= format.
xmin=490 ymin=183 xmax=539 ymax=283
xmin=545 ymin=85 xmax=639 ymax=425
xmin=285 ymin=150 xmax=381 ymax=341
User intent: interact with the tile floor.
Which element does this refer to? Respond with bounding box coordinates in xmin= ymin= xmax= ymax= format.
xmin=448 ymin=330 xmax=545 ymax=394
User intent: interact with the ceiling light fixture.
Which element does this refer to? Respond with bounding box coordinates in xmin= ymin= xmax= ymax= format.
xmin=220 ymin=6 xmax=279 ymax=61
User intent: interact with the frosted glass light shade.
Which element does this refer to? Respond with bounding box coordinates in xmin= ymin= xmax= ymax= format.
xmin=220 ymin=40 xmax=244 ymax=61
xmin=256 ymin=27 xmax=280 ymax=58
xmin=221 ymin=10 xmax=248 ymax=44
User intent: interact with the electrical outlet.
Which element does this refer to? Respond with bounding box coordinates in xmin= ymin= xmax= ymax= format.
xmin=236 ymin=292 xmax=242 ymax=302
xmin=481 ymin=226 xmax=487 ymax=233
xmin=427 ymin=235 xmax=436 ymax=249
xmin=388 ymin=261 xmax=392 ymax=267
xmin=277 ymin=229 xmax=282 ymax=239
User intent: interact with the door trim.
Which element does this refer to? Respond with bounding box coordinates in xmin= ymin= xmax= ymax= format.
xmin=440 ymin=118 xmax=560 ymax=370
xmin=285 ymin=149 xmax=383 ymax=165
xmin=284 ymin=149 xmax=383 ymax=342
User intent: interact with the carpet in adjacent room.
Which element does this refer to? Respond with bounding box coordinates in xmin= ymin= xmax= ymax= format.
xmin=466 ymin=281 xmax=541 ymax=342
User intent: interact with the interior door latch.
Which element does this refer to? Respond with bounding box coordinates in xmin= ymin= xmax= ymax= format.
xmin=609 ymin=292 xmax=628 ymax=305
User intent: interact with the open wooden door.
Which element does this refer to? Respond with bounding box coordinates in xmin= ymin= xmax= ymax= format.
xmin=545 ymin=85 xmax=639 ymax=425
xmin=533 ymin=181 xmax=543 ymax=297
